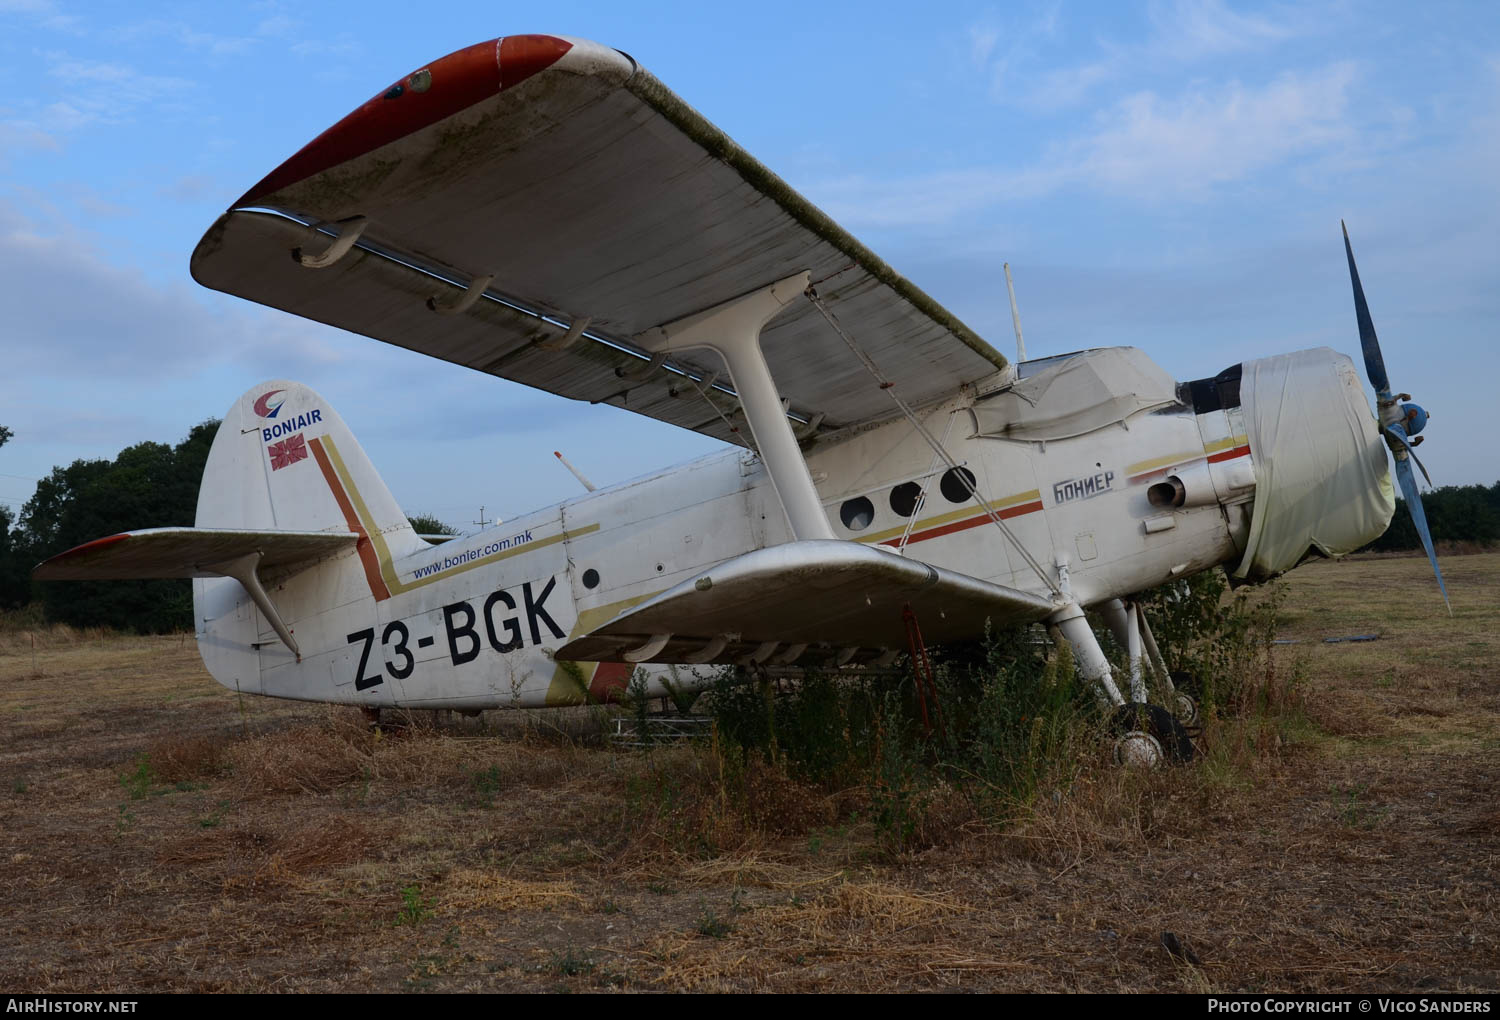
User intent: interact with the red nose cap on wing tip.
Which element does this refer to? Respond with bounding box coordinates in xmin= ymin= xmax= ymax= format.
xmin=237 ymin=36 xmax=573 ymax=207
xmin=48 ymin=532 xmax=130 ymax=564
xmin=498 ymin=34 xmax=574 ymax=90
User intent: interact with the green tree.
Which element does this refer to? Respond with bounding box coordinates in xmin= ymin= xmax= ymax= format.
xmin=0 ymin=424 xmax=25 ymax=607
xmin=407 ymin=513 xmax=458 ymax=543
xmin=19 ymin=421 xmax=219 ymax=631
xmin=0 ymin=503 xmax=24 ymax=609
xmin=1365 ymin=482 xmax=1500 ymax=552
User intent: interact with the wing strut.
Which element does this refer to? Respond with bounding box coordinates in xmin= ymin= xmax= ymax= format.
xmin=208 ymin=552 xmax=301 ymax=661
xmin=639 ymin=272 xmax=833 ymax=541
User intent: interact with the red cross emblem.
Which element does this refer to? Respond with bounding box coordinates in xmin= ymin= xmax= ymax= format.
xmin=269 ymin=433 xmax=307 ymax=471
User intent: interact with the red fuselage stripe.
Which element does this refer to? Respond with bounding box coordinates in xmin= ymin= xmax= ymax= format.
xmin=1129 ymin=444 xmax=1251 ymax=484
xmin=1206 ymin=444 xmax=1252 ymax=464
xmin=309 ymin=437 xmax=391 ymax=602
xmin=880 ymin=500 xmax=1044 ymax=548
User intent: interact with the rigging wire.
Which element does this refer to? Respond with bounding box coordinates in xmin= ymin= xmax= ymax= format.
xmin=893 ymin=410 xmax=957 ymax=556
xmin=804 ymin=286 xmax=1055 ymax=593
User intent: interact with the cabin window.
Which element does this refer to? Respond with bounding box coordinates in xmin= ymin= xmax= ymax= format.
xmin=940 ymin=466 xmax=977 ymax=503
xmin=889 ymin=482 xmax=924 ymax=518
xmin=840 ymin=496 xmax=875 ymax=532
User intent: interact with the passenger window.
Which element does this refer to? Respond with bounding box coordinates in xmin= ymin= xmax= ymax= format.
xmin=890 ymin=482 xmax=924 ymax=518
xmin=840 ymin=496 xmax=875 ymax=532
xmin=940 ymin=466 xmax=977 ymax=503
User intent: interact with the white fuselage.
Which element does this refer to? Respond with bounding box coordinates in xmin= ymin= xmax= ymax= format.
xmin=283 ymin=385 xmax=1252 ymax=710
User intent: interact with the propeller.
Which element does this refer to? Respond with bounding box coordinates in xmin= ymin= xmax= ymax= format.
xmin=1341 ymin=221 xmax=1450 ymax=612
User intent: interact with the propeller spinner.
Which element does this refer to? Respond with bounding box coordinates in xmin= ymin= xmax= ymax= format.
xmin=1341 ymin=221 xmax=1450 ymax=611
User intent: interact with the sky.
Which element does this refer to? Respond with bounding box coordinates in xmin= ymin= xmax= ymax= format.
xmin=2 ymin=0 xmax=1496 ymax=534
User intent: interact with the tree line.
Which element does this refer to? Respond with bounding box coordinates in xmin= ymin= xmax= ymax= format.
xmin=1361 ymin=481 xmax=1500 ymax=553
xmin=0 ymin=420 xmax=453 ymax=632
xmin=0 ymin=418 xmax=1494 ymax=631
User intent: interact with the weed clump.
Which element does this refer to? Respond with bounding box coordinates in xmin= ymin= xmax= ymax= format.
xmin=395 ymin=884 xmax=434 ymax=926
xmin=653 ymin=567 xmax=1297 ymax=858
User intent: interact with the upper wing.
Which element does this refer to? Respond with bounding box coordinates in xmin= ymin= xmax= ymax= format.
xmin=191 ymin=35 xmax=1008 ymax=447
xmin=556 ymin=540 xmax=1056 ymax=665
xmin=34 ymin=528 xmax=357 ymax=580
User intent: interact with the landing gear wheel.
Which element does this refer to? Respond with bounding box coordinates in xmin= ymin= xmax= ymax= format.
xmin=1172 ymin=691 xmax=1199 ymax=726
xmin=1111 ymin=702 xmax=1195 ymax=766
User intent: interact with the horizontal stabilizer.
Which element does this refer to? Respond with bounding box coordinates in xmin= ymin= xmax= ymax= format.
xmin=34 ymin=528 xmax=358 ymax=580
xmin=557 ymin=540 xmax=1056 ymax=665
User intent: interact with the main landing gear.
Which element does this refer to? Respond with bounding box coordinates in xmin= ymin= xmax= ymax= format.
xmin=1047 ymin=597 xmax=1199 ymax=767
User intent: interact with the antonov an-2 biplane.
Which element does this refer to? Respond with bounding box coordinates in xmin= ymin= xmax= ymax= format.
xmin=37 ymin=35 xmax=1446 ymax=764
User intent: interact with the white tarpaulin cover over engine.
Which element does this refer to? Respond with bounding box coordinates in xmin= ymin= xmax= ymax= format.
xmin=1232 ymin=348 xmax=1394 ymax=581
xmin=967 ymin=347 xmax=1180 ymax=442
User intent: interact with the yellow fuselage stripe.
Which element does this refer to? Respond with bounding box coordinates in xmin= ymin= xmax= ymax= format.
xmin=1127 ymin=435 xmax=1248 ymax=477
xmin=321 ymin=435 xmax=598 ymax=597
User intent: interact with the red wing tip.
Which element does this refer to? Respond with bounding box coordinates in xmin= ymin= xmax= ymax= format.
xmin=498 ymin=34 xmax=574 ymax=90
xmin=40 ymin=533 xmax=131 ymax=567
xmin=234 ymin=34 xmax=574 ymax=207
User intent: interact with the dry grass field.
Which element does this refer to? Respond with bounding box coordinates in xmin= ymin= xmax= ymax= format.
xmin=1 ymin=553 xmax=1496 ymax=993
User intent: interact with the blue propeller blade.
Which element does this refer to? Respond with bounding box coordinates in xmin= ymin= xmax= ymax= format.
xmin=1383 ymin=424 xmax=1433 ymax=488
xmin=1342 ymin=221 xmax=1390 ymax=397
xmin=1389 ymin=448 xmax=1450 ymax=613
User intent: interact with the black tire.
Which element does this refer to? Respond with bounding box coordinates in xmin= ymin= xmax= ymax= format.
xmin=1110 ymin=702 xmax=1196 ymax=763
xmin=1169 ymin=669 xmax=1200 ymax=697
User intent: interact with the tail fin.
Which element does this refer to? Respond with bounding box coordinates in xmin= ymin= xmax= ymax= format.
xmin=199 ymin=380 xmax=423 ymax=561
xmin=194 ymin=380 xmax=421 ymax=698
xmin=37 ymin=381 xmax=420 ymax=702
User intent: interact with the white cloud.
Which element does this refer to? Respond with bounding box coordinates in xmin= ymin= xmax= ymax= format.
xmin=974 ymin=0 xmax=1322 ymax=112
xmin=1146 ymin=0 xmax=1298 ymax=61
xmin=1025 ymin=60 xmax=1115 ymax=112
xmin=0 ymin=122 xmax=60 ymax=158
xmin=813 ymin=168 xmax=1049 ymax=229
xmin=0 ymin=200 xmax=344 ymax=380
xmin=815 ymin=62 xmax=1359 ymax=227
xmin=116 ymin=19 xmax=259 ymax=56
xmin=1063 ymin=62 xmax=1357 ymax=197
xmin=30 ymin=54 xmax=194 ymax=133
xmin=968 ymin=23 xmax=1000 ymax=67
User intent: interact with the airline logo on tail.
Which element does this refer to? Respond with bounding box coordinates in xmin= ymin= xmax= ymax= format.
xmin=253 ymin=389 xmax=286 ymax=419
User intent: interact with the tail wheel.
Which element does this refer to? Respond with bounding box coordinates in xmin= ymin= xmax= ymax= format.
xmin=1111 ymin=702 xmax=1195 ymax=766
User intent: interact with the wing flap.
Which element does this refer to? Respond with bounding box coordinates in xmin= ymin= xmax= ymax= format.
xmin=34 ymin=528 xmax=358 ymax=580
xmin=556 ymin=540 xmax=1055 ymax=665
